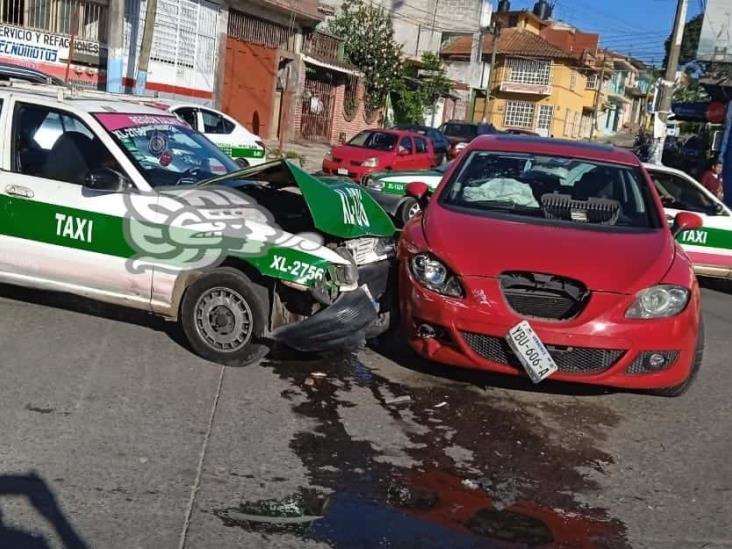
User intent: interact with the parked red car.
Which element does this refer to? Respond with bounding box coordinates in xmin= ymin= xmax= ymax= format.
xmin=399 ymin=135 xmax=704 ymax=395
xmin=322 ymin=129 xmax=437 ymax=182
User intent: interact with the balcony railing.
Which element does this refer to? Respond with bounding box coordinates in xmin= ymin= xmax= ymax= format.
xmin=499 ymin=81 xmax=553 ymax=95
xmin=303 ymin=31 xmax=342 ymax=62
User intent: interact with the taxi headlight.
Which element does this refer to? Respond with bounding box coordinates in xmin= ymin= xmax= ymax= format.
xmin=626 ymin=285 xmax=690 ymax=319
xmin=410 ymin=253 xmax=463 ymax=298
xmin=366 ymin=177 xmax=384 ymax=191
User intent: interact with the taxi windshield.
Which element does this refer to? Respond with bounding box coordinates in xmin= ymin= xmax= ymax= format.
xmin=94 ymin=112 xmax=238 ymax=187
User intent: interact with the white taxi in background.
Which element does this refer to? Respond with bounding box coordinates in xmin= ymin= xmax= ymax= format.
xmin=167 ymin=104 xmax=266 ymax=167
xmin=133 ymin=99 xmax=267 ymax=167
xmin=645 ymin=163 xmax=732 ymax=278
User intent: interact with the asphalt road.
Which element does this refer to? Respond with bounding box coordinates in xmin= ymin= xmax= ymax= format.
xmin=0 ymin=281 xmax=730 ymax=549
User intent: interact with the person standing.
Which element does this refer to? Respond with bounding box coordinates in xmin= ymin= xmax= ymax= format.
xmin=701 ymin=160 xmax=724 ymax=200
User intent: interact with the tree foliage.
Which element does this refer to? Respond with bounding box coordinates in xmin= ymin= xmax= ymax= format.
xmin=327 ymin=0 xmax=403 ymax=111
xmin=392 ymin=52 xmax=453 ymax=124
xmin=663 ymin=13 xmax=703 ymax=68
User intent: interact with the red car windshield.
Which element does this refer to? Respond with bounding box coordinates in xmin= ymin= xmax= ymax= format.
xmin=440 ymin=151 xmax=660 ymax=229
xmin=347 ymin=131 xmax=397 ymax=151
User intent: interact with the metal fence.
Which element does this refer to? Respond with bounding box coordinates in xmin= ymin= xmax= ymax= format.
xmin=228 ymin=9 xmax=296 ymax=51
xmin=0 ymin=0 xmax=109 ymax=43
xmin=300 ymin=68 xmax=335 ymax=142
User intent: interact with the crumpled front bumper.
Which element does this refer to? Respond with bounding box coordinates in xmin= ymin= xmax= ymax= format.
xmin=272 ymin=260 xmax=394 ymax=352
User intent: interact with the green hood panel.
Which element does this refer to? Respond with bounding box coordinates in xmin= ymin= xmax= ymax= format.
xmin=202 ymin=160 xmax=395 ymax=239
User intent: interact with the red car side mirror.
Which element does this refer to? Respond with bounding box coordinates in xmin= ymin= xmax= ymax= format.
xmin=671 ymin=212 xmax=703 ymax=236
xmin=406 ymin=181 xmax=429 ymax=201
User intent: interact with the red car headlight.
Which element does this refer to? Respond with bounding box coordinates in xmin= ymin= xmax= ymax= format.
xmin=410 ymin=253 xmax=464 ymax=298
xmin=625 ymin=285 xmax=690 ymax=319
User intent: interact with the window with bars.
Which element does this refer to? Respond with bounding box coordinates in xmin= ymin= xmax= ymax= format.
xmin=563 ymin=108 xmax=571 ymax=136
xmin=570 ymin=70 xmax=577 ymax=91
xmin=505 ymin=58 xmax=551 ymax=86
xmin=3 ymin=0 xmax=108 ymax=42
xmin=537 ymin=104 xmax=553 ymax=132
xmin=131 ymin=0 xmax=218 ymax=72
xmin=586 ymin=73 xmax=598 ymax=90
xmin=504 ymin=101 xmax=536 ymax=129
xmin=573 ymin=112 xmax=580 ymax=138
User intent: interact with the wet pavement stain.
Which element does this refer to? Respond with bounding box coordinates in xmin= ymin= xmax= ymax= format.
xmin=214 ymin=347 xmax=629 ymax=548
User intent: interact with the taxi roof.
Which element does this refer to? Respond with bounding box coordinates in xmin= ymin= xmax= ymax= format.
xmin=0 ymin=80 xmax=172 ymax=116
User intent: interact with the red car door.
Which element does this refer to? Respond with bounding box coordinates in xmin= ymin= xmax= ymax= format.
xmin=414 ymin=136 xmax=435 ymax=168
xmin=394 ymin=136 xmax=415 ymax=170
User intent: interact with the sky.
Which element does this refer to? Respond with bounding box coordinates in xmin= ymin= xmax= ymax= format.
xmin=506 ymin=0 xmax=705 ymax=67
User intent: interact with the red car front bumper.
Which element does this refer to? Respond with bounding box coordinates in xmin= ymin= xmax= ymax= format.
xmin=399 ymin=265 xmax=701 ymax=390
xmin=322 ymin=159 xmax=375 ymax=182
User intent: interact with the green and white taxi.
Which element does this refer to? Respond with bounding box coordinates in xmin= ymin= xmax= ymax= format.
xmin=0 ymin=82 xmax=396 ymax=365
xmin=131 ymin=98 xmax=267 ymax=167
xmin=645 ymin=163 xmax=732 ymax=279
xmin=167 ymin=103 xmax=266 ymax=167
xmin=363 ymin=164 xmax=446 ymax=225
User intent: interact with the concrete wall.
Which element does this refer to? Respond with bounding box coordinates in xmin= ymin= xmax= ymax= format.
xmin=320 ymin=0 xmax=483 ymax=56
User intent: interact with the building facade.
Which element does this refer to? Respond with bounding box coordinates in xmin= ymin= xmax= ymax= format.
xmin=0 ymin=0 xmax=109 ymax=88
xmin=320 ymin=0 xmax=485 ymax=128
xmin=442 ymin=10 xmax=599 ymax=138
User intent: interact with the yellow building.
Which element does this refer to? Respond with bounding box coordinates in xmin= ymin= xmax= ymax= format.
xmin=441 ymin=11 xmax=608 ymax=139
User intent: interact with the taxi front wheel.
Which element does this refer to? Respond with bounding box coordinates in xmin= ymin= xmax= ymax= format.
xmin=180 ymin=268 xmax=269 ymax=366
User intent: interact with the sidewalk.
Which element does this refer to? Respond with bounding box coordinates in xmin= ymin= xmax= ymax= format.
xmin=593 ymin=129 xmax=636 ymax=150
xmin=265 ymin=139 xmax=330 ymax=172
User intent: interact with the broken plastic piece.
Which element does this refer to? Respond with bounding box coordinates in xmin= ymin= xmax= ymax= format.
xmin=385 ymin=395 xmax=412 ymax=405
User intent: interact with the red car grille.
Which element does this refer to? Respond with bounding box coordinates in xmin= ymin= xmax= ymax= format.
xmin=460 ymin=332 xmax=625 ymax=375
xmin=500 ymin=272 xmax=589 ymax=320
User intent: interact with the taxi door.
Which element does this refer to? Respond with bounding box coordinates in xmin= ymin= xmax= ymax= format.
xmin=0 ymin=98 xmax=154 ymax=309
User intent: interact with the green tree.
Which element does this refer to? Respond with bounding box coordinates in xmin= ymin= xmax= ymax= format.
xmin=392 ymin=52 xmax=453 ymax=124
xmin=663 ymin=13 xmax=703 ymax=68
xmin=328 ymin=0 xmax=403 ymax=111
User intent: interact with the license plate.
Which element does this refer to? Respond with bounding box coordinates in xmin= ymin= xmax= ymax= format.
xmin=337 ymin=168 xmax=349 ymax=175
xmin=505 ymin=321 xmax=558 ymax=384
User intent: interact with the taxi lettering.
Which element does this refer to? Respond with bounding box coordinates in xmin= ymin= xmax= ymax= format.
xmin=55 ymin=213 xmax=93 ymax=243
xmin=681 ymin=229 xmax=707 ymax=245
xmin=335 ymin=187 xmax=369 ymax=227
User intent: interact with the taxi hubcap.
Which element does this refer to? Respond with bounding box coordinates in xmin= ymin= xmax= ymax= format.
xmin=408 ymin=202 xmax=421 ymax=218
xmin=194 ymin=287 xmax=252 ymax=352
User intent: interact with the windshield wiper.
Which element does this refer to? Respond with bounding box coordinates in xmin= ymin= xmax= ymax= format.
xmin=462 ymin=199 xmax=539 ymax=212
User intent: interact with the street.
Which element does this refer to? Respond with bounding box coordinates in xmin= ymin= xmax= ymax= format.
xmin=0 ymin=281 xmax=729 ymax=549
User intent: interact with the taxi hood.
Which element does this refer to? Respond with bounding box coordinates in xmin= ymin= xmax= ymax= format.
xmin=423 ymin=203 xmax=676 ymax=294
xmin=198 ymin=160 xmax=395 ymax=239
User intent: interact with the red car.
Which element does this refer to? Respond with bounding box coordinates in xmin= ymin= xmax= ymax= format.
xmin=399 ymin=135 xmax=704 ymax=395
xmin=322 ymin=129 xmax=437 ymax=182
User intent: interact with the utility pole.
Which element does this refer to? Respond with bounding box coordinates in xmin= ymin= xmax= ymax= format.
xmin=484 ymin=21 xmax=500 ymax=124
xmin=652 ymin=0 xmax=688 ymax=164
xmin=589 ymin=54 xmax=606 ymax=141
xmin=106 ymin=0 xmax=125 ymax=93
xmin=429 ymin=0 xmax=440 ymax=127
xmin=134 ymin=0 xmax=158 ymax=96
xmin=64 ymin=2 xmax=80 ymax=83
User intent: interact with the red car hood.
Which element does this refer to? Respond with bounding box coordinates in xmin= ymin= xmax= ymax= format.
xmin=423 ymin=204 xmax=675 ymax=294
xmin=331 ymin=145 xmax=389 ymax=163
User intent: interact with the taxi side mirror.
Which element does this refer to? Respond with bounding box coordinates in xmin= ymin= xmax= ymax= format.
xmin=84 ymin=168 xmax=130 ymax=192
